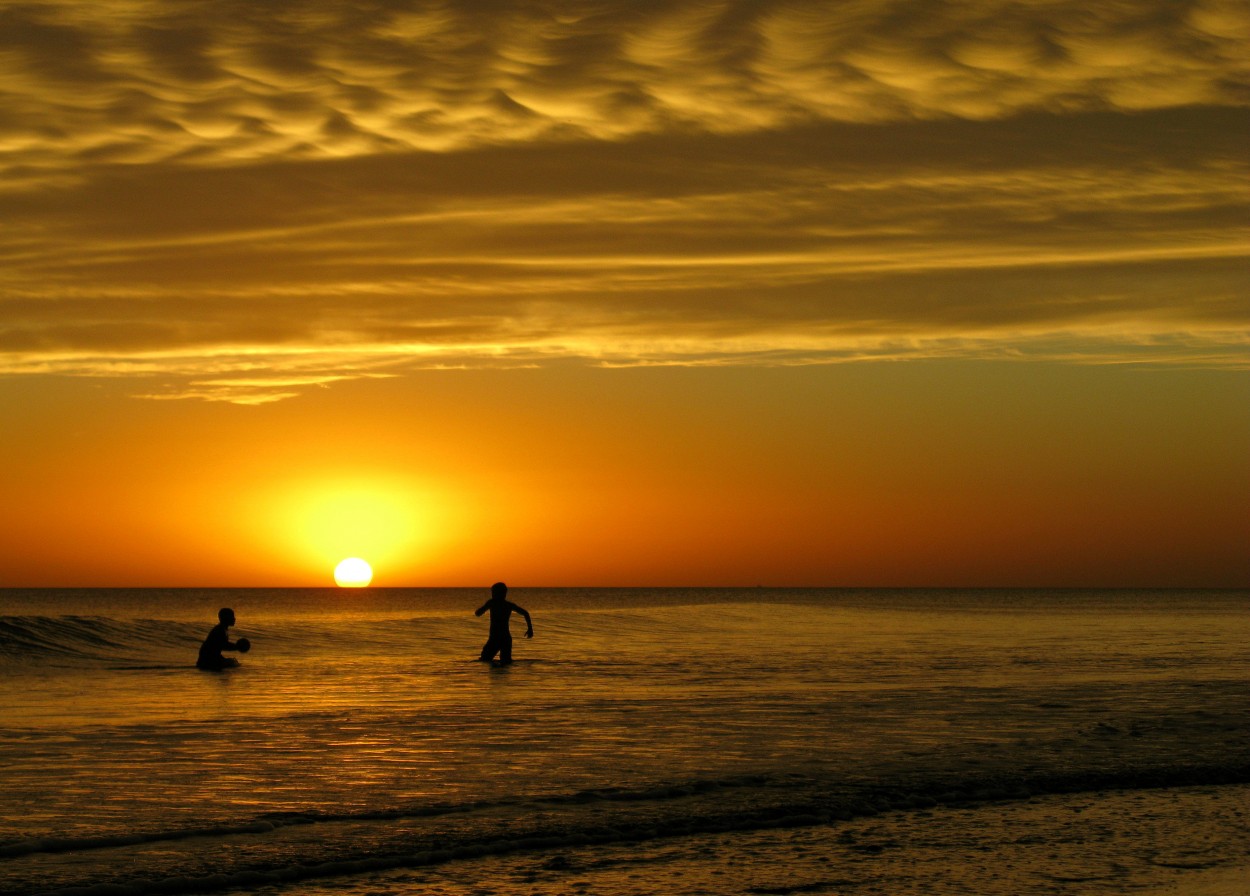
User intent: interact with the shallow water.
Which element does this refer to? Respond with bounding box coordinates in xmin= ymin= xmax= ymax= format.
xmin=253 ymin=784 xmax=1250 ymax=896
xmin=1 ymin=588 xmax=1247 ymax=895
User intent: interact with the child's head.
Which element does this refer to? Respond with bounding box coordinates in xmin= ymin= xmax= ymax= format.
xmin=491 ymin=582 xmax=508 ymax=601
xmin=218 ymin=607 xmax=236 ymax=626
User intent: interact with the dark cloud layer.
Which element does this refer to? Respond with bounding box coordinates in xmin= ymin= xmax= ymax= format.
xmin=1 ymin=1 xmax=1247 ymax=400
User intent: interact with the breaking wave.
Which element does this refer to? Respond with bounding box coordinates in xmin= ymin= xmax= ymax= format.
xmin=0 ymin=616 xmax=202 ymax=665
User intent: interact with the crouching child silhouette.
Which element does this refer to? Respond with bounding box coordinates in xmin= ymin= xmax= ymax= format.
xmin=197 ymin=607 xmax=250 ymax=670
xmin=475 ymin=582 xmax=532 ymax=664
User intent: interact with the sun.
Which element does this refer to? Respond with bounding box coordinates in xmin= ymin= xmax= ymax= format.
xmin=334 ymin=557 xmax=373 ymax=588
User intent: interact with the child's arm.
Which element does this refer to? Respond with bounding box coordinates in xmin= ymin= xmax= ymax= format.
xmin=211 ymin=627 xmax=239 ymax=651
xmin=517 ymin=606 xmax=533 ymax=638
xmin=475 ymin=602 xmax=490 ymax=617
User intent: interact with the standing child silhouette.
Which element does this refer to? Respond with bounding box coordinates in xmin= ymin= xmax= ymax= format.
xmin=475 ymin=582 xmax=532 ymax=664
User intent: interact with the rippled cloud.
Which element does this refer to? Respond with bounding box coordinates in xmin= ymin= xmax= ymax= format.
xmin=1 ymin=0 xmax=1247 ymax=400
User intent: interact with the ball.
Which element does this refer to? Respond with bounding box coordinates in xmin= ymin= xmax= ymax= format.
xmin=237 ymin=637 xmax=251 ymax=654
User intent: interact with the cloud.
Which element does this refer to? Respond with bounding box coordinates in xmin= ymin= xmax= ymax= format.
xmin=2 ymin=0 xmax=1247 ymax=169
xmin=0 ymin=2 xmax=1247 ymax=400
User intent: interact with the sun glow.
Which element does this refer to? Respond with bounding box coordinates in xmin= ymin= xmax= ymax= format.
xmin=266 ymin=478 xmax=428 ymax=582
xmin=334 ymin=557 xmax=373 ymax=587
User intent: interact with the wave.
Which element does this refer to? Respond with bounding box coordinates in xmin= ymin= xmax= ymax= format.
xmin=0 ymin=613 xmax=489 ymax=668
xmin=0 ymin=616 xmax=204 ymax=665
xmin=5 ymin=763 xmax=1249 ymax=896
xmin=0 ymin=615 xmax=338 ymax=667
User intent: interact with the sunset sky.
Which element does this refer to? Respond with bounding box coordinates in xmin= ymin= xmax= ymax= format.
xmin=1 ymin=0 xmax=1247 ymax=587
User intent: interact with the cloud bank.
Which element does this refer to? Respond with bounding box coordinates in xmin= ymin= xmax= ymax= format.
xmin=1 ymin=0 xmax=1247 ymax=400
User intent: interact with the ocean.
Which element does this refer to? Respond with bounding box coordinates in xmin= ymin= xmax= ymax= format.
xmin=1 ymin=588 xmax=1247 ymax=896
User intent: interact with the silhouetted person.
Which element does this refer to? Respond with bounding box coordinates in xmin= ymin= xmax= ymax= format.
xmin=475 ymin=582 xmax=532 ymax=664
xmin=197 ymin=607 xmax=248 ymax=670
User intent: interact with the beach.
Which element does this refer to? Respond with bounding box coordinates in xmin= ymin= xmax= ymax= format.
xmin=1 ymin=588 xmax=1247 ymax=895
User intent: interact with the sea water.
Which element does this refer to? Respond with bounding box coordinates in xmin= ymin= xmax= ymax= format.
xmin=1 ymin=588 xmax=1247 ymax=895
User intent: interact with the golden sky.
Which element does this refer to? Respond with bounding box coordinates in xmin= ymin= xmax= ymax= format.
xmin=1 ymin=0 xmax=1247 ymax=586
